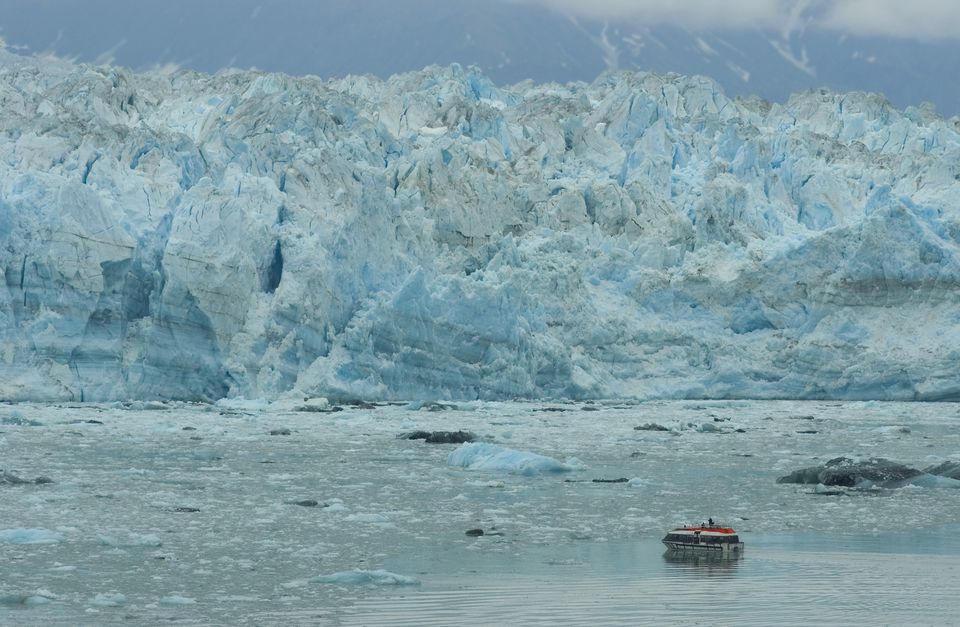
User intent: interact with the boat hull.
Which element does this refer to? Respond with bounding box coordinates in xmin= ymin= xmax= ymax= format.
xmin=662 ymin=540 xmax=744 ymax=553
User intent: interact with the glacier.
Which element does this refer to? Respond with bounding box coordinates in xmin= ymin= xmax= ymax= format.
xmin=2 ymin=49 xmax=960 ymax=402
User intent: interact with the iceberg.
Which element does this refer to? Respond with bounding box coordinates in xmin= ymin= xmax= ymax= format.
xmin=310 ymin=569 xmax=420 ymax=586
xmin=0 ymin=528 xmax=64 ymax=544
xmin=2 ymin=49 xmax=960 ymax=402
xmin=447 ymin=442 xmax=577 ymax=475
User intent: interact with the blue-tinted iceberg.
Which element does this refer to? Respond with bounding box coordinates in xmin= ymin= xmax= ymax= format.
xmin=2 ymin=49 xmax=960 ymax=402
xmin=447 ymin=442 xmax=577 ymax=475
xmin=0 ymin=528 xmax=63 ymax=544
xmin=311 ymin=569 xmax=420 ymax=586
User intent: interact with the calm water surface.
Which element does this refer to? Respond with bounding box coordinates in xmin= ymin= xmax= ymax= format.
xmin=334 ymin=529 xmax=960 ymax=626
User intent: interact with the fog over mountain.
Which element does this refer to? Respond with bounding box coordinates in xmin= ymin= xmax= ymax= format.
xmin=1 ymin=0 xmax=960 ymax=115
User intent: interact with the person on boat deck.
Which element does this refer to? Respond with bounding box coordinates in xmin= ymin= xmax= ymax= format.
xmin=708 ymin=518 xmax=714 ymax=526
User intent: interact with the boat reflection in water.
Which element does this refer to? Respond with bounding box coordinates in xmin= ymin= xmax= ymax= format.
xmin=662 ymin=548 xmax=743 ymax=574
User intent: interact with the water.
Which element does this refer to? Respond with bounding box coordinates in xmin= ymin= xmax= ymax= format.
xmin=1 ymin=399 xmax=959 ymax=624
xmin=331 ymin=531 xmax=960 ymax=626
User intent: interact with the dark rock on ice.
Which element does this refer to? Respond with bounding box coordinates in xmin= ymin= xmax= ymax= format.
xmin=634 ymin=423 xmax=669 ymax=431
xmin=1 ymin=471 xmax=29 ymax=485
xmin=810 ymin=487 xmax=847 ymax=496
xmin=344 ymin=400 xmax=378 ymax=409
xmin=407 ymin=401 xmax=459 ymax=412
xmin=591 ymin=478 xmax=629 ymax=483
xmin=777 ymin=457 xmax=923 ymax=487
xmin=287 ymin=499 xmax=319 ymax=507
xmin=399 ymin=430 xmax=432 ymax=440
xmin=581 ymin=405 xmax=600 ymax=411
xmin=796 ymin=430 xmax=819 ymax=434
xmin=465 ymin=528 xmax=485 ymax=536
xmin=924 ymin=461 xmax=960 ymax=480
xmin=294 ymin=403 xmax=343 ymax=413
xmin=68 ymin=419 xmax=104 ymax=425
xmin=182 ymin=426 xmax=197 ymax=431
xmin=2 ymin=471 xmax=52 ymax=485
xmin=174 ymin=507 xmax=201 ymax=513
xmin=2 ymin=414 xmax=42 ymax=426
xmin=190 ymin=450 xmax=222 ymax=461
xmin=269 ymin=428 xmax=292 ymax=436
xmin=399 ymin=430 xmax=476 ymax=444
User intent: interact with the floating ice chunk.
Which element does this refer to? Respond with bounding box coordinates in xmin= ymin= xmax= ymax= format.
xmin=160 ymin=595 xmax=196 ymax=605
xmin=447 ymin=442 xmax=578 ymax=475
xmin=627 ymin=478 xmax=644 ymax=488
xmin=310 ymin=569 xmax=420 ymax=586
xmin=98 ymin=530 xmax=162 ymax=547
xmin=778 ymin=457 xmax=922 ymax=487
xmin=90 ymin=593 xmax=127 ymax=607
xmin=292 ymin=397 xmax=331 ymax=412
xmin=0 ymin=594 xmax=50 ymax=606
xmin=0 ymin=528 xmax=64 ymax=544
xmin=874 ymin=425 xmax=911 ymax=434
xmin=214 ymin=397 xmax=271 ymax=412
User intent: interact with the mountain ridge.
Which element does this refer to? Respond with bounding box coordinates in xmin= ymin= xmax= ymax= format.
xmin=1 ymin=0 xmax=960 ymax=115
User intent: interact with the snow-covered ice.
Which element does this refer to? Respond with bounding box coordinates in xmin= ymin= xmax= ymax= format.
xmin=89 ymin=592 xmax=126 ymax=607
xmin=3 ymin=50 xmax=960 ymax=403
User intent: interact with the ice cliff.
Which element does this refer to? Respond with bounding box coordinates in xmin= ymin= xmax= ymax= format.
xmin=2 ymin=50 xmax=960 ymax=402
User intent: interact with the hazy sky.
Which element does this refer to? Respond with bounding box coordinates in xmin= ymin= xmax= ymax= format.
xmin=1 ymin=0 xmax=959 ymax=114
xmin=521 ymin=0 xmax=960 ymax=39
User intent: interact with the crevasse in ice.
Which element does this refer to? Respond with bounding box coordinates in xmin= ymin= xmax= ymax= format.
xmin=2 ymin=50 xmax=959 ymax=401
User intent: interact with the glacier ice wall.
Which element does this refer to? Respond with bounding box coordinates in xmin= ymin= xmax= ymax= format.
xmin=2 ymin=50 xmax=960 ymax=402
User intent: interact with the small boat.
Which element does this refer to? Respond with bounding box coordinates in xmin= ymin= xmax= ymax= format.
xmin=662 ymin=521 xmax=744 ymax=554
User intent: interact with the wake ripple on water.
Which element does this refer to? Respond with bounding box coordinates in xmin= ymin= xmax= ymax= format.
xmin=336 ymin=543 xmax=959 ymax=626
